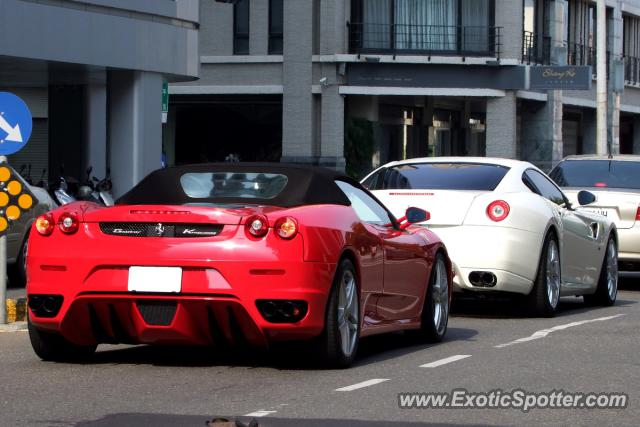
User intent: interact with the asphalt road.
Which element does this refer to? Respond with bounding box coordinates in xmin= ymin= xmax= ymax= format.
xmin=1 ymin=286 xmax=639 ymax=427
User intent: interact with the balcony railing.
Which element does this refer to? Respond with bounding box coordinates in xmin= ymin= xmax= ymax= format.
xmin=624 ymin=56 xmax=640 ymax=85
xmin=567 ymin=42 xmax=595 ymax=67
xmin=522 ymin=31 xmax=551 ymax=65
xmin=348 ymin=22 xmax=502 ymax=58
xmin=567 ymin=42 xmax=612 ymax=77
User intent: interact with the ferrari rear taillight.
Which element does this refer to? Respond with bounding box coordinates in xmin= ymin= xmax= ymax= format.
xmin=636 ymin=206 xmax=640 ymax=221
xmin=246 ymin=215 xmax=269 ymax=238
xmin=58 ymin=212 xmax=79 ymax=234
xmin=487 ymin=200 xmax=510 ymax=222
xmin=274 ymin=217 xmax=298 ymax=240
xmin=35 ymin=213 xmax=55 ymax=236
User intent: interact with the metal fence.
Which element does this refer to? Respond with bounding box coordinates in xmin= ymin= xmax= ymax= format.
xmin=624 ymin=55 xmax=640 ymax=85
xmin=348 ymin=22 xmax=502 ymax=58
xmin=522 ymin=31 xmax=551 ymax=65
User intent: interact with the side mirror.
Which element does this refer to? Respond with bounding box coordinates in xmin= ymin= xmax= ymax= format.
xmin=405 ymin=207 xmax=430 ymax=224
xmin=577 ymin=190 xmax=596 ymax=206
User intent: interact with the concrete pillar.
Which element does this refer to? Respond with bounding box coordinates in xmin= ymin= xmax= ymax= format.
xmin=319 ymin=85 xmax=346 ymax=170
xmin=608 ymin=6 xmax=623 ymax=155
xmin=582 ymin=108 xmax=597 ymax=153
xmin=281 ymin=0 xmax=314 ymax=164
xmin=486 ymin=93 xmax=517 ymax=159
xmin=520 ymin=93 xmax=563 ymax=171
xmin=549 ymin=0 xmax=568 ymax=66
xmin=108 ymin=71 xmax=163 ymax=198
xmin=84 ymin=83 xmax=107 ymax=180
xmin=250 ymin=0 xmax=269 ymax=55
xmin=494 ymin=0 xmax=523 ymax=60
xmin=320 ymin=0 xmax=348 ymax=54
xmin=609 ymin=93 xmax=621 ymax=155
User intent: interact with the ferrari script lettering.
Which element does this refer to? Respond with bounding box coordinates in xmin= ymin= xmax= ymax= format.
xmin=112 ymin=228 xmax=143 ymax=235
xmin=182 ymin=229 xmax=217 ymax=236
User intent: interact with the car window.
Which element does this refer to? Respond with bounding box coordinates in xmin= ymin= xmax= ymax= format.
xmin=524 ymin=170 xmax=566 ymax=206
xmin=550 ymin=160 xmax=640 ymax=189
xmin=180 ymin=172 xmax=288 ymax=199
xmin=361 ymin=169 xmax=385 ymax=190
xmin=335 ymin=180 xmax=392 ymax=226
xmin=371 ymin=163 xmax=509 ymax=191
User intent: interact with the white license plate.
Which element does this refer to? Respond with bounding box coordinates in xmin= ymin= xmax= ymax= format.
xmin=128 ymin=267 xmax=182 ymax=293
xmin=586 ymin=209 xmax=609 ymax=217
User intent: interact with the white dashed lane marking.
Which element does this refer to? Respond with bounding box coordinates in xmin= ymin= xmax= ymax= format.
xmin=419 ymin=354 xmax=472 ymax=368
xmin=335 ymin=378 xmax=390 ymax=391
xmin=494 ymin=314 xmax=625 ymax=348
xmin=244 ymin=410 xmax=278 ymax=417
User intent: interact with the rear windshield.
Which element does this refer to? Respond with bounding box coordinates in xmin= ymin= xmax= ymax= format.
xmin=550 ymin=160 xmax=640 ymax=189
xmin=180 ymin=172 xmax=288 ymax=199
xmin=365 ymin=163 xmax=509 ymax=191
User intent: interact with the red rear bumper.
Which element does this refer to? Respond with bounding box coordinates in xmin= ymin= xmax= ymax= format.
xmin=27 ymin=224 xmax=336 ymax=347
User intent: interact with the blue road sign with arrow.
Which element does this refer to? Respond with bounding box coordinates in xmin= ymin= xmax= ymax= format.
xmin=0 ymin=92 xmax=32 ymax=156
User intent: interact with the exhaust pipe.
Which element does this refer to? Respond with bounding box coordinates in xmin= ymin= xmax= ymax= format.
xmin=468 ymin=271 xmax=497 ymax=288
xmin=481 ymin=272 xmax=497 ymax=287
xmin=469 ymin=272 xmax=481 ymax=286
xmin=260 ymin=301 xmax=277 ymax=318
xmin=43 ymin=296 xmax=59 ymax=314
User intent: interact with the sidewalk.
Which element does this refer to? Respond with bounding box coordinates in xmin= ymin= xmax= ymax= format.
xmin=0 ymin=321 xmax=27 ymax=332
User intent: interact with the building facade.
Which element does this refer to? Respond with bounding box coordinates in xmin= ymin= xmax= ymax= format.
xmin=0 ymin=0 xmax=199 ymax=196
xmin=169 ymin=0 xmax=640 ymax=177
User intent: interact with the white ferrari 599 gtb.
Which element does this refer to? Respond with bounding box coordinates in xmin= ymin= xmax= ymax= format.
xmin=362 ymin=157 xmax=618 ymax=317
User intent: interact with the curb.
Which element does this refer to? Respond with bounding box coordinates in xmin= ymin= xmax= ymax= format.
xmin=0 ymin=321 xmax=27 ymax=332
xmin=5 ymin=298 xmax=27 ymax=323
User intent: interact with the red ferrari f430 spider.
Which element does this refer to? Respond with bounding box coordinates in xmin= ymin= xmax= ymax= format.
xmin=27 ymin=164 xmax=452 ymax=367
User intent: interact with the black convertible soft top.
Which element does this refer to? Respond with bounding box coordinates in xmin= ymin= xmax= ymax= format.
xmin=116 ymin=163 xmax=356 ymax=207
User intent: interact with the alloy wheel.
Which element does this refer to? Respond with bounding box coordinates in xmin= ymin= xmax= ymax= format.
xmin=432 ymin=258 xmax=449 ymax=336
xmin=337 ymin=269 xmax=358 ymax=357
xmin=546 ymin=240 xmax=561 ymax=309
xmin=606 ymin=239 xmax=618 ymax=301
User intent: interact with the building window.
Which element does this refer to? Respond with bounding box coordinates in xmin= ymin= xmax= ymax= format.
xmin=269 ymin=0 xmax=284 ymax=54
xmin=234 ymin=0 xmax=250 ymax=55
xmin=522 ymin=0 xmax=551 ymax=64
xmin=623 ymin=15 xmax=640 ymax=84
xmin=349 ymin=0 xmax=496 ymax=55
xmin=566 ymin=0 xmax=597 ymax=66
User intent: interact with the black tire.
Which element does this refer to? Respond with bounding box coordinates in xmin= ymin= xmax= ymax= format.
xmin=318 ymin=258 xmax=360 ymax=368
xmin=16 ymin=233 xmax=28 ymax=286
xmin=8 ymin=233 xmax=28 ymax=288
xmin=415 ymin=253 xmax=449 ymax=342
xmin=584 ymin=235 xmax=618 ymax=307
xmin=527 ymin=233 xmax=561 ymax=317
xmin=28 ymin=318 xmax=96 ymax=362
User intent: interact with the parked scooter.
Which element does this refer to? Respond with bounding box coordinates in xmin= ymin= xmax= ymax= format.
xmin=48 ymin=165 xmax=77 ymax=206
xmin=76 ymin=166 xmax=114 ymax=206
xmin=92 ymin=167 xmax=114 ymax=206
xmin=53 ymin=175 xmax=77 ymax=206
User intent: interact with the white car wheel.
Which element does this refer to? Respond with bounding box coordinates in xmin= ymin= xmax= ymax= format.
xmin=528 ymin=233 xmax=561 ymax=317
xmin=585 ymin=236 xmax=618 ymax=307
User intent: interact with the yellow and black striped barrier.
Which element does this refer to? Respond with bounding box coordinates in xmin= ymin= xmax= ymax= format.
xmin=5 ymin=298 xmax=27 ymax=323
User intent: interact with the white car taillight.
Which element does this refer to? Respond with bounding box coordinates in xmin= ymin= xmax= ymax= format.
xmin=246 ymin=215 xmax=269 ymax=238
xmin=58 ymin=212 xmax=80 ymax=234
xmin=636 ymin=206 xmax=640 ymax=222
xmin=487 ymin=200 xmax=510 ymax=222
